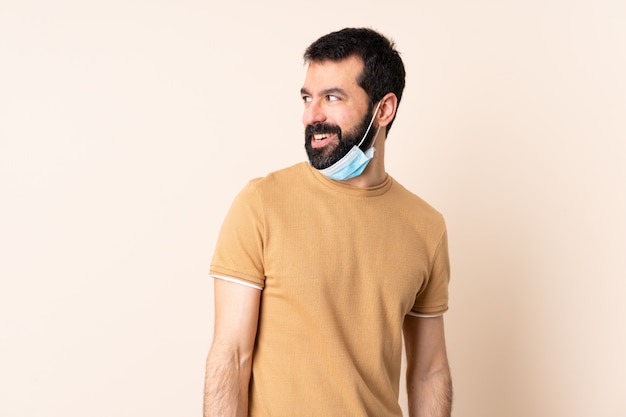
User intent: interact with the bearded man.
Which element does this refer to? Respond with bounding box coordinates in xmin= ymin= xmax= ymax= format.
xmin=204 ymin=27 xmax=453 ymax=417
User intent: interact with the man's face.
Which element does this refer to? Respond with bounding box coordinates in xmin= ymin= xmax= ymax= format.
xmin=301 ymin=56 xmax=374 ymax=170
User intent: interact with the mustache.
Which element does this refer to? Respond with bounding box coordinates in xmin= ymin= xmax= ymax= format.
xmin=304 ymin=123 xmax=342 ymax=138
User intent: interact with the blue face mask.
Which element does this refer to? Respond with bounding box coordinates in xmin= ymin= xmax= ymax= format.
xmin=318 ymin=102 xmax=382 ymax=181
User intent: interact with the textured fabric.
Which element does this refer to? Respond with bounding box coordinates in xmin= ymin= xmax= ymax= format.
xmin=210 ymin=162 xmax=450 ymax=417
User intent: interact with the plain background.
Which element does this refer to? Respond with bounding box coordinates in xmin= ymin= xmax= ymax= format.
xmin=1 ymin=1 xmax=625 ymax=416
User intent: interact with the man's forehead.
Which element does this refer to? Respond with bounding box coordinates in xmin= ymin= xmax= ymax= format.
xmin=305 ymin=55 xmax=363 ymax=75
xmin=302 ymin=56 xmax=364 ymax=93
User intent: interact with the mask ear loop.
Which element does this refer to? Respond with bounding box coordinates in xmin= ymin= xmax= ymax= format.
xmin=357 ymin=101 xmax=383 ymax=149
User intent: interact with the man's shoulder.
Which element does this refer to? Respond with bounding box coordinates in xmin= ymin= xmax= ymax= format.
xmin=267 ymin=161 xmax=311 ymax=180
xmin=389 ymin=177 xmax=446 ymax=223
xmin=240 ymin=162 xmax=310 ymax=197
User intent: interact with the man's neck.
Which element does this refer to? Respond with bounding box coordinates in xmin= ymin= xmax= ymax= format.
xmin=339 ymin=156 xmax=387 ymax=188
xmin=340 ymin=133 xmax=387 ymax=188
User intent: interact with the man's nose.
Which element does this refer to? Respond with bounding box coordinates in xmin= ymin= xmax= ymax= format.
xmin=303 ymin=101 xmax=326 ymax=126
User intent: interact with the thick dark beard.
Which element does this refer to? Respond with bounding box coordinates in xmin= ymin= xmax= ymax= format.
xmin=304 ymin=110 xmax=376 ymax=170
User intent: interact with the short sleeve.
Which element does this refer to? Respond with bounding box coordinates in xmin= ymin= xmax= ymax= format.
xmin=411 ymin=228 xmax=450 ymax=316
xmin=210 ymin=181 xmax=266 ymax=288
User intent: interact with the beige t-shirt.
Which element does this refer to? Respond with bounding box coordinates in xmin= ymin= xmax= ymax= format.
xmin=211 ymin=162 xmax=450 ymax=416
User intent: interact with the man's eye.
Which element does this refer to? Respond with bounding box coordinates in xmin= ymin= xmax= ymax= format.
xmin=327 ymin=95 xmax=339 ymax=102
xmin=302 ymin=96 xmax=312 ymax=103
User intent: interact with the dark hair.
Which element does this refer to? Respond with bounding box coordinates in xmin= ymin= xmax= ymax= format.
xmin=303 ymin=27 xmax=406 ymax=132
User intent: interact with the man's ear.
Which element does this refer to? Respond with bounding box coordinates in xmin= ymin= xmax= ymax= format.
xmin=376 ymin=93 xmax=398 ymax=128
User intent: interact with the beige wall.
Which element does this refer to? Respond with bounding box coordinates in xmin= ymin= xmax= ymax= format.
xmin=1 ymin=1 xmax=624 ymax=416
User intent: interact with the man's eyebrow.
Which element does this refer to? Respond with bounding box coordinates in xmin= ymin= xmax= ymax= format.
xmin=300 ymin=87 xmax=348 ymax=96
xmin=322 ymin=87 xmax=347 ymax=96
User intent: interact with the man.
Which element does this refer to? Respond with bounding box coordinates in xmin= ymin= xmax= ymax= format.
xmin=204 ymin=27 xmax=452 ymax=417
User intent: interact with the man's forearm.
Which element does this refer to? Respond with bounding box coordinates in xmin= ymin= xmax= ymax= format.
xmin=203 ymin=345 xmax=252 ymax=417
xmin=406 ymin=364 xmax=452 ymax=417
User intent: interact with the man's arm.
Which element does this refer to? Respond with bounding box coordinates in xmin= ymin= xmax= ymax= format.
xmin=403 ymin=315 xmax=452 ymax=417
xmin=204 ymin=278 xmax=261 ymax=417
